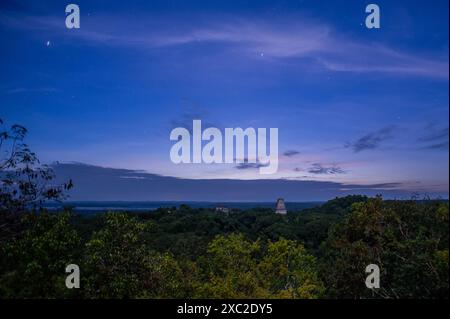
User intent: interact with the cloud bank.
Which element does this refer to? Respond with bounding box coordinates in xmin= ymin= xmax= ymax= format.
xmin=52 ymin=163 xmax=448 ymax=201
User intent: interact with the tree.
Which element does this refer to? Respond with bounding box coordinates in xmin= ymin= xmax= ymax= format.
xmin=140 ymin=251 xmax=190 ymax=298
xmin=321 ymin=196 xmax=449 ymax=298
xmin=195 ymin=233 xmax=324 ymax=298
xmin=195 ymin=233 xmax=263 ymax=298
xmin=82 ymin=213 xmax=188 ymax=298
xmin=0 ymin=211 xmax=82 ymax=298
xmin=258 ymin=238 xmax=324 ymax=298
xmin=0 ymin=118 xmax=73 ymax=215
xmin=82 ymin=213 xmax=151 ymax=298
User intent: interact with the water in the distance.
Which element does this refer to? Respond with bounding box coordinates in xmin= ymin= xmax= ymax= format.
xmin=44 ymin=201 xmax=323 ymax=213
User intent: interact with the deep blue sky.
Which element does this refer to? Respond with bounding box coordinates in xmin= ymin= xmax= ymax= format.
xmin=1 ymin=0 xmax=448 ymax=199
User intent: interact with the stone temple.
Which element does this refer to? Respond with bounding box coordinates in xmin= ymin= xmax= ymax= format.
xmin=275 ymin=198 xmax=287 ymax=214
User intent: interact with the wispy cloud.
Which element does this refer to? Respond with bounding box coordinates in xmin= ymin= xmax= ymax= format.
xmin=169 ymin=100 xmax=218 ymax=134
xmin=235 ymin=161 xmax=269 ymax=170
xmin=418 ymin=125 xmax=449 ymax=150
xmin=1 ymin=12 xmax=448 ymax=79
xmin=422 ymin=141 xmax=449 ymax=150
xmin=307 ymin=163 xmax=346 ymax=175
xmin=347 ymin=126 xmax=397 ymax=153
xmin=3 ymin=87 xmax=59 ymax=94
xmin=419 ymin=126 xmax=449 ymax=142
xmin=283 ymin=150 xmax=300 ymax=157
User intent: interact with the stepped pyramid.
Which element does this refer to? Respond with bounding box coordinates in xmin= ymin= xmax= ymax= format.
xmin=275 ymin=198 xmax=287 ymax=214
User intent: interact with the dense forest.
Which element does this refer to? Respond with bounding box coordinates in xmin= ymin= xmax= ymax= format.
xmin=0 ymin=119 xmax=448 ymax=298
xmin=0 ymin=196 xmax=448 ymax=299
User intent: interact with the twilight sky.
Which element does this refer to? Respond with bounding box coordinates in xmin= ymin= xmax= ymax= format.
xmin=0 ymin=0 xmax=448 ymax=200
